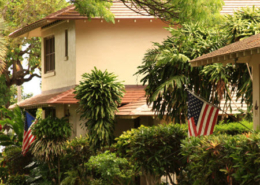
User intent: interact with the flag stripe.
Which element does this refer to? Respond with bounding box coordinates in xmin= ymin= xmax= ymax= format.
xmin=191 ymin=117 xmax=198 ymax=137
xmin=196 ymin=103 xmax=206 ymax=134
xmin=200 ymin=105 xmax=211 ymax=136
xmin=198 ymin=104 xmax=209 ymax=136
xmin=210 ymin=109 xmax=219 ymax=134
xmin=207 ymin=108 xmax=217 ymax=135
xmin=203 ymin=107 xmax=214 ymax=135
xmin=188 ymin=120 xmax=192 ymax=137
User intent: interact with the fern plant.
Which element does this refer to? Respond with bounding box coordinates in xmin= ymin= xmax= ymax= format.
xmin=74 ymin=67 xmax=125 ymax=151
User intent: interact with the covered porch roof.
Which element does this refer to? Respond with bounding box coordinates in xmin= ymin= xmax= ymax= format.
xmin=190 ymin=33 xmax=260 ymax=67
xmin=189 ymin=33 xmax=260 ymax=130
xmin=9 ymin=85 xmax=146 ymax=109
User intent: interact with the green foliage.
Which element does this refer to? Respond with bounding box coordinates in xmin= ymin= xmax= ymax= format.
xmin=115 ymin=124 xmax=187 ymax=183
xmin=214 ymin=121 xmax=253 ymax=135
xmin=25 ymin=161 xmax=54 ymax=185
xmin=86 ymin=151 xmax=135 ymax=185
xmin=31 ymin=117 xmax=71 ymax=185
xmin=136 ymin=23 xmax=228 ymax=122
xmin=6 ymin=174 xmax=26 ymax=185
xmin=0 ymin=75 xmax=10 ymax=106
xmin=74 ymin=67 xmax=125 ymax=150
xmin=77 ymin=0 xmax=224 ymax=24
xmin=3 ymin=146 xmax=32 ymax=175
xmin=32 ymin=117 xmax=71 ymax=141
xmin=136 ymin=7 xmax=260 ymax=122
xmin=62 ymin=136 xmax=93 ymax=185
xmin=0 ymin=0 xmax=68 ymax=107
xmin=0 ymin=107 xmax=24 ymax=147
xmin=180 ymin=132 xmax=260 ymax=185
xmin=72 ymin=0 xmax=115 ymax=23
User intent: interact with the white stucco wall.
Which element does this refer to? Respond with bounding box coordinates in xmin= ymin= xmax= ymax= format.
xmin=41 ymin=21 xmax=77 ymax=91
xmin=75 ymin=19 xmax=170 ymax=85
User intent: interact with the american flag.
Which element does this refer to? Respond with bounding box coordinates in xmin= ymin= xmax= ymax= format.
xmin=188 ymin=92 xmax=219 ymax=137
xmin=22 ymin=112 xmax=37 ymax=156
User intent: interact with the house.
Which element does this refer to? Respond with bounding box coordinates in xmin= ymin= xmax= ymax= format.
xmin=9 ymin=1 xmax=170 ymax=137
xmin=9 ymin=1 xmax=260 ymax=138
xmin=189 ymin=34 xmax=260 ymax=130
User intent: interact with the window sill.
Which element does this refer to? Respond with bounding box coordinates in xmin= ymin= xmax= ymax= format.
xmin=44 ymin=71 xmax=56 ymax=78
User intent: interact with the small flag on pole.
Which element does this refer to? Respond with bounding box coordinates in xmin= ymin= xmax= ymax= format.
xmin=188 ymin=92 xmax=219 ymax=137
xmin=22 ymin=112 xmax=37 ymax=156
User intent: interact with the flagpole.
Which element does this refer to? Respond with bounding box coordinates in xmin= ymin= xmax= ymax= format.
xmin=185 ymin=87 xmax=253 ymax=132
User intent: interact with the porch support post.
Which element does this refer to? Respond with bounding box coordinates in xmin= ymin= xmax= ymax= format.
xmin=252 ymin=54 xmax=260 ymax=130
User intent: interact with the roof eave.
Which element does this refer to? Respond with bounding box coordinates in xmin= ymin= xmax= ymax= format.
xmin=9 ymin=19 xmax=51 ymax=38
xmin=190 ymin=47 xmax=260 ymax=67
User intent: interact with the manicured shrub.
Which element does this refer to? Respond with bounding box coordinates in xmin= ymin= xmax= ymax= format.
xmin=214 ymin=120 xmax=253 ymax=135
xmin=86 ymin=151 xmax=135 ymax=185
xmin=114 ymin=124 xmax=187 ymax=184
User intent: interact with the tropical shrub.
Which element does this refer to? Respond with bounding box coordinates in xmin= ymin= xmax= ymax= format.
xmin=25 ymin=160 xmax=54 ymax=185
xmin=214 ymin=120 xmax=252 ymax=135
xmin=0 ymin=107 xmax=24 ymax=147
xmin=3 ymin=146 xmax=32 ymax=175
xmin=115 ymin=124 xmax=187 ymax=184
xmin=135 ymin=7 xmax=260 ymax=123
xmin=74 ymin=67 xmax=125 ymax=150
xmin=6 ymin=174 xmax=26 ymax=185
xmin=62 ymin=135 xmax=93 ymax=185
xmin=31 ymin=116 xmax=71 ymax=185
xmin=86 ymin=151 xmax=135 ymax=185
xmin=180 ymin=132 xmax=260 ymax=185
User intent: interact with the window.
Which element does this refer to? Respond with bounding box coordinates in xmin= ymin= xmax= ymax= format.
xmin=65 ymin=30 xmax=68 ymax=58
xmin=44 ymin=36 xmax=55 ymax=73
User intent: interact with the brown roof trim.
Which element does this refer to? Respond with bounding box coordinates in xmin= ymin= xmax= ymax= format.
xmin=190 ymin=34 xmax=260 ymax=67
xmin=9 ymin=2 xmax=156 ymax=38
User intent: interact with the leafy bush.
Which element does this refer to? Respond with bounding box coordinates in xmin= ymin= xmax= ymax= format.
xmin=115 ymin=124 xmax=187 ymax=184
xmin=31 ymin=116 xmax=71 ymax=185
xmin=32 ymin=116 xmax=71 ymax=141
xmin=180 ymin=132 xmax=260 ymax=185
xmin=214 ymin=120 xmax=253 ymax=135
xmin=25 ymin=160 xmax=54 ymax=185
xmin=74 ymin=67 xmax=125 ymax=150
xmin=0 ymin=107 xmax=25 ymax=147
xmin=6 ymin=174 xmax=26 ymax=185
xmin=62 ymin=136 xmax=93 ymax=185
xmin=86 ymin=151 xmax=135 ymax=185
xmin=3 ymin=146 xmax=32 ymax=175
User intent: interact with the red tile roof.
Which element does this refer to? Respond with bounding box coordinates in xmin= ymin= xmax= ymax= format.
xmin=9 ymin=85 xmax=146 ymax=109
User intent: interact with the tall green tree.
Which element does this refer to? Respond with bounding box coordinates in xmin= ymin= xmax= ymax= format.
xmin=74 ymin=68 xmax=125 ymax=151
xmin=136 ymin=7 xmax=260 ymax=122
xmin=136 ymin=23 xmax=228 ymax=122
xmin=0 ymin=0 xmax=68 ymax=107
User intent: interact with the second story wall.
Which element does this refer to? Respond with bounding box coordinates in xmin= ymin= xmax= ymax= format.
xmin=41 ymin=21 xmax=76 ymax=92
xmin=75 ymin=19 xmax=170 ymax=85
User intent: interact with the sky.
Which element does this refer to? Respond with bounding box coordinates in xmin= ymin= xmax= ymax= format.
xmin=22 ymin=54 xmax=41 ymax=96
